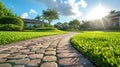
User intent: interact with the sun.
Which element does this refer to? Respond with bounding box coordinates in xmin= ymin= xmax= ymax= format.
xmin=87 ymin=4 xmax=109 ymax=20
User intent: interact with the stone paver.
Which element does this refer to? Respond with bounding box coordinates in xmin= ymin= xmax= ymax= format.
xmin=6 ymin=59 xmax=16 ymax=63
xmin=0 ymin=54 xmax=10 ymax=59
xmin=0 ymin=63 xmax=12 ymax=67
xmin=43 ymin=56 xmax=57 ymax=62
xmin=57 ymin=49 xmax=76 ymax=53
xmin=45 ymin=51 xmax=56 ymax=56
xmin=19 ymin=49 xmax=30 ymax=52
xmin=13 ymin=65 xmax=25 ymax=67
xmin=46 ymin=48 xmax=56 ymax=51
xmin=0 ymin=33 xmax=95 ymax=67
xmin=7 ymin=54 xmax=27 ymax=60
xmin=40 ymin=62 xmax=58 ymax=67
xmin=27 ymin=59 xmax=41 ymax=67
xmin=35 ymin=49 xmax=45 ymax=54
xmin=28 ymin=54 xmax=43 ymax=59
xmin=14 ymin=58 xmax=30 ymax=65
xmin=58 ymin=52 xmax=80 ymax=58
xmin=0 ymin=59 xmax=6 ymax=63
xmin=59 ymin=58 xmax=79 ymax=66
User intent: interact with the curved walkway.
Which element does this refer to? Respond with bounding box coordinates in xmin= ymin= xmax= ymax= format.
xmin=0 ymin=32 xmax=95 ymax=67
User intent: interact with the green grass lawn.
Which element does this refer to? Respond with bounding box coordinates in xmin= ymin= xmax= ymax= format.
xmin=0 ymin=29 xmax=66 ymax=45
xmin=71 ymin=31 xmax=120 ymax=67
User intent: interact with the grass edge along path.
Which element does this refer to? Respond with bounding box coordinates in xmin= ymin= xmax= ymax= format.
xmin=71 ymin=31 xmax=120 ymax=67
xmin=0 ymin=30 xmax=67 ymax=45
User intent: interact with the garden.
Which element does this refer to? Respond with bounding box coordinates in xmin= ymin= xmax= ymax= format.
xmin=0 ymin=1 xmax=66 ymax=45
xmin=0 ymin=1 xmax=120 ymax=67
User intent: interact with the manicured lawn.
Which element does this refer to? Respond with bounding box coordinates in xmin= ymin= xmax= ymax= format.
xmin=71 ymin=31 xmax=120 ymax=67
xmin=0 ymin=30 xmax=66 ymax=45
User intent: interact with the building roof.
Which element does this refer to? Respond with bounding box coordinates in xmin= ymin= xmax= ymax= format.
xmin=22 ymin=19 xmax=41 ymax=24
xmin=107 ymin=11 xmax=120 ymax=18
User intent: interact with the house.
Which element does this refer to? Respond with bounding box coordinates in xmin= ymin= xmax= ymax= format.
xmin=102 ymin=11 xmax=120 ymax=28
xmin=80 ymin=11 xmax=120 ymax=30
xmin=22 ymin=19 xmax=41 ymax=28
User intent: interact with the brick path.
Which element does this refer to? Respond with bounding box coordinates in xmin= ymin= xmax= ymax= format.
xmin=0 ymin=33 xmax=95 ymax=67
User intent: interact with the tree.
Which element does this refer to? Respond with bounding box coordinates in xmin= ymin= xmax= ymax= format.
xmin=43 ymin=9 xmax=59 ymax=24
xmin=35 ymin=15 xmax=41 ymax=20
xmin=69 ymin=19 xmax=81 ymax=30
xmin=55 ymin=20 xmax=81 ymax=31
xmin=54 ymin=22 xmax=69 ymax=30
xmin=109 ymin=10 xmax=116 ymax=14
xmin=35 ymin=15 xmax=44 ymax=22
xmin=0 ymin=1 xmax=16 ymax=18
xmin=54 ymin=22 xmax=63 ymax=30
xmin=62 ymin=22 xmax=69 ymax=30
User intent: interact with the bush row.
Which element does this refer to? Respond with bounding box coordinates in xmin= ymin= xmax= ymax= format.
xmin=0 ymin=24 xmax=23 ymax=31
xmin=0 ymin=17 xmax=24 ymax=31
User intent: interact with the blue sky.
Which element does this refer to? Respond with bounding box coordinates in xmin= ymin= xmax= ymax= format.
xmin=1 ymin=0 xmax=120 ymax=24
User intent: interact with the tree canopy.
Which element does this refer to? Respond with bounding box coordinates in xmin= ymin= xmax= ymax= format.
xmin=109 ymin=10 xmax=116 ymax=14
xmin=0 ymin=1 xmax=16 ymax=18
xmin=69 ymin=19 xmax=81 ymax=30
xmin=54 ymin=19 xmax=81 ymax=31
xmin=43 ymin=9 xmax=59 ymax=24
xmin=35 ymin=15 xmax=45 ymax=22
xmin=54 ymin=22 xmax=64 ymax=30
xmin=35 ymin=15 xmax=41 ymax=20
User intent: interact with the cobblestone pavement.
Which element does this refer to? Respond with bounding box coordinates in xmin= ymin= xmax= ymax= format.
xmin=0 ymin=32 xmax=95 ymax=67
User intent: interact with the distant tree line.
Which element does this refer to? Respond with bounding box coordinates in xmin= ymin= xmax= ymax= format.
xmin=35 ymin=9 xmax=120 ymax=31
xmin=54 ymin=19 xmax=81 ymax=31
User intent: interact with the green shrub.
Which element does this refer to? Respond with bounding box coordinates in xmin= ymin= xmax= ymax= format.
xmin=44 ymin=23 xmax=53 ymax=27
xmin=109 ymin=27 xmax=120 ymax=30
xmin=0 ymin=24 xmax=22 ymax=31
xmin=36 ymin=27 xmax=57 ymax=30
xmin=0 ymin=17 xmax=24 ymax=31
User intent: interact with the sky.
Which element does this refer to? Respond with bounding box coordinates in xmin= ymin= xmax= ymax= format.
xmin=1 ymin=0 xmax=120 ymax=24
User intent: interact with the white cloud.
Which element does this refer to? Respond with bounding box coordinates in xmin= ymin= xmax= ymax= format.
xmin=21 ymin=9 xmax=37 ymax=18
xmin=29 ymin=9 xmax=37 ymax=14
xmin=38 ymin=0 xmax=87 ymax=18
xmin=77 ymin=0 xmax=87 ymax=8
xmin=21 ymin=13 xmax=28 ymax=18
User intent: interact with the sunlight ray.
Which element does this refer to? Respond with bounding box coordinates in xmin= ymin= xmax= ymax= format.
xmin=87 ymin=3 xmax=109 ymax=20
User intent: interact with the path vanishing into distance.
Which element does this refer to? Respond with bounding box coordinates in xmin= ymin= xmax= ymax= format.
xmin=0 ymin=32 xmax=95 ymax=67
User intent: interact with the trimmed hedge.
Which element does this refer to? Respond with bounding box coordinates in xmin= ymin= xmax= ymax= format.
xmin=36 ymin=27 xmax=57 ymax=30
xmin=109 ymin=27 xmax=120 ymax=30
xmin=0 ymin=24 xmax=23 ymax=31
xmin=0 ymin=17 xmax=24 ymax=31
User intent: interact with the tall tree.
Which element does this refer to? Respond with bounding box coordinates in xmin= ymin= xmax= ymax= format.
xmin=54 ymin=22 xmax=69 ymax=30
xmin=0 ymin=1 xmax=16 ymax=18
xmin=54 ymin=22 xmax=63 ymax=30
xmin=62 ymin=22 xmax=69 ymax=30
xmin=35 ymin=15 xmax=41 ymax=20
xmin=109 ymin=10 xmax=116 ymax=14
xmin=43 ymin=9 xmax=59 ymax=24
xmin=35 ymin=15 xmax=44 ymax=22
xmin=69 ymin=19 xmax=81 ymax=30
